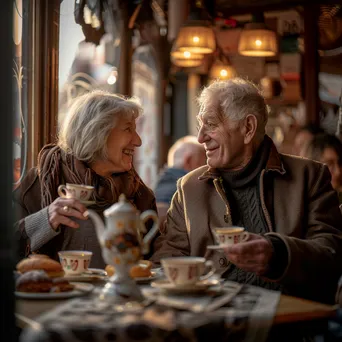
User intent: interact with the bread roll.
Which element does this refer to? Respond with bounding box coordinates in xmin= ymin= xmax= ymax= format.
xmin=105 ymin=264 xmax=115 ymax=277
xmin=50 ymin=278 xmax=74 ymax=293
xmin=28 ymin=254 xmax=50 ymax=259
xmin=16 ymin=270 xmax=53 ymax=293
xmin=16 ymin=257 xmax=64 ymax=278
xmin=130 ymin=260 xmax=152 ymax=278
xmin=105 ymin=260 xmax=152 ymax=278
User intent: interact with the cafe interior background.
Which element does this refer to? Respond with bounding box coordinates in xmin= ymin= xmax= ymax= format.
xmin=2 ymin=0 xmax=342 ymax=338
xmin=12 ymin=0 xmax=342 ymax=191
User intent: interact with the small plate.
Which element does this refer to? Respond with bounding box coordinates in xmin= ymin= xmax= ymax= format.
xmin=15 ymin=282 xmax=94 ymax=299
xmin=64 ymin=268 xmax=108 ymax=282
xmin=206 ymin=244 xmax=230 ymax=250
xmin=151 ymin=278 xmax=219 ymax=294
xmin=86 ymin=268 xmax=107 ymax=276
xmin=134 ymin=271 xmax=161 ymax=284
xmin=80 ymin=200 xmax=96 ymax=207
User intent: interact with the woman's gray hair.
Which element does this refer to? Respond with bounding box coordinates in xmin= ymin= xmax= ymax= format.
xmin=197 ymin=78 xmax=269 ymax=136
xmin=58 ymin=90 xmax=142 ymax=163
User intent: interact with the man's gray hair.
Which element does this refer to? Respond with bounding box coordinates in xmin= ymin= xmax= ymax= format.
xmin=167 ymin=135 xmax=203 ymax=168
xmin=197 ymin=78 xmax=269 ymax=135
xmin=58 ymin=90 xmax=142 ymax=163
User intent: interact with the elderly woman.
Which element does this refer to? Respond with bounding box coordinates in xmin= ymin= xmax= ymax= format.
xmin=305 ymin=133 xmax=342 ymax=203
xmin=13 ymin=90 xmax=156 ymax=268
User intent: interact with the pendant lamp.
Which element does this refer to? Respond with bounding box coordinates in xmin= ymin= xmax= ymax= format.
xmin=171 ymin=49 xmax=204 ymax=68
xmin=209 ymin=59 xmax=236 ymax=81
xmin=238 ymin=14 xmax=277 ymax=57
xmin=172 ymin=0 xmax=216 ymax=54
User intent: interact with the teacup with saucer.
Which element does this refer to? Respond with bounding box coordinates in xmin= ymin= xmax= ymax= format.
xmin=58 ymin=183 xmax=96 ymax=206
xmin=156 ymin=256 xmax=217 ymax=294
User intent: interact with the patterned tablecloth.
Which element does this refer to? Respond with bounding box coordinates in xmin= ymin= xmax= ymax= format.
xmin=20 ymin=281 xmax=281 ymax=342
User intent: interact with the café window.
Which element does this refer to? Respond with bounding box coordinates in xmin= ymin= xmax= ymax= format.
xmin=13 ymin=0 xmax=28 ymax=189
xmin=58 ymin=0 xmax=120 ymax=126
xmin=132 ymin=45 xmax=160 ymax=189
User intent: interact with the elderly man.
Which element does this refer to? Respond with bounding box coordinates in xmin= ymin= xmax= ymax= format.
xmin=154 ymin=135 xmax=206 ymax=205
xmin=151 ymin=78 xmax=342 ymax=304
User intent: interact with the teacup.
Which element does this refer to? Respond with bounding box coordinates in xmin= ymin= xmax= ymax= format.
xmin=58 ymin=250 xmax=93 ymax=275
xmin=161 ymin=257 xmax=215 ymax=286
xmin=212 ymin=226 xmax=249 ymax=246
xmin=58 ymin=183 xmax=94 ymax=201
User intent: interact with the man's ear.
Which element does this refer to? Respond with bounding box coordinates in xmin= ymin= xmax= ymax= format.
xmin=243 ymin=114 xmax=258 ymax=144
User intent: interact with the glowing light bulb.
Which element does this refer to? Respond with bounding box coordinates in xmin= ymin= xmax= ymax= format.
xmin=107 ymin=74 xmax=117 ymax=85
xmin=220 ymin=69 xmax=228 ymax=77
xmin=255 ymin=39 xmax=262 ymax=46
xmin=183 ymin=51 xmax=191 ymax=58
xmin=193 ymin=36 xmax=200 ymax=43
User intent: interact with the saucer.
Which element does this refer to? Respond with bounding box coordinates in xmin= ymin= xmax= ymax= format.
xmin=80 ymin=200 xmax=96 ymax=207
xmin=206 ymin=244 xmax=230 ymax=250
xmin=63 ymin=268 xmax=108 ymax=282
xmin=15 ymin=282 xmax=94 ymax=299
xmin=151 ymin=278 xmax=219 ymax=294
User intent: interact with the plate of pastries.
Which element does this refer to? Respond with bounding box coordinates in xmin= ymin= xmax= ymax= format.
xmin=14 ymin=254 xmax=94 ymax=299
xmin=105 ymin=260 xmax=161 ymax=284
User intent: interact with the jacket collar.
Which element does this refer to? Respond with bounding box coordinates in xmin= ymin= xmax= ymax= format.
xmin=198 ymin=135 xmax=286 ymax=181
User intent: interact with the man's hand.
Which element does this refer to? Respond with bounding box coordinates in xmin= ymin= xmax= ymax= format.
xmin=223 ymin=233 xmax=274 ymax=276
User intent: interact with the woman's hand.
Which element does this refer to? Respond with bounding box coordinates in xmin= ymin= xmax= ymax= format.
xmin=223 ymin=233 xmax=274 ymax=276
xmin=48 ymin=197 xmax=88 ymax=230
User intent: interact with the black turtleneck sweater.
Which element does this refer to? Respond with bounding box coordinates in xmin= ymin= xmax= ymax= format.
xmin=220 ymin=136 xmax=287 ymax=292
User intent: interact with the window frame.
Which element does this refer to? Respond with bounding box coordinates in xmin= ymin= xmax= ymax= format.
xmin=24 ymin=0 xmax=60 ymax=172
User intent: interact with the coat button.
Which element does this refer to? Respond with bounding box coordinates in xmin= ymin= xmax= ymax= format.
xmin=219 ymin=257 xmax=228 ymax=267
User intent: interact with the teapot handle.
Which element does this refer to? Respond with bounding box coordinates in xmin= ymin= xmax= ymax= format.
xmin=140 ymin=210 xmax=159 ymax=255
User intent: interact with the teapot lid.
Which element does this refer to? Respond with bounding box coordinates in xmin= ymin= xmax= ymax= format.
xmin=103 ymin=194 xmax=136 ymax=217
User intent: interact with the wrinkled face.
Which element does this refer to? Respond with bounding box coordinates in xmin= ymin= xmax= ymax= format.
xmin=321 ymin=147 xmax=342 ymax=190
xmin=196 ymin=99 xmax=246 ymax=170
xmin=105 ymin=116 xmax=142 ymax=173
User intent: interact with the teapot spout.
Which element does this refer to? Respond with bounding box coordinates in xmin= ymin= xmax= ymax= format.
xmin=87 ymin=210 xmax=106 ymax=246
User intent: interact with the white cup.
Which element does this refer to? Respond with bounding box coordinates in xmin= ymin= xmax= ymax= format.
xmin=161 ymin=257 xmax=215 ymax=286
xmin=58 ymin=183 xmax=94 ymax=201
xmin=58 ymin=250 xmax=93 ymax=275
xmin=212 ymin=226 xmax=249 ymax=246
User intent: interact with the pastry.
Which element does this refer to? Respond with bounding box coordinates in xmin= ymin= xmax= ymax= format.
xmin=130 ymin=260 xmax=152 ymax=278
xmin=105 ymin=260 xmax=152 ymax=278
xmin=16 ymin=270 xmax=53 ymax=293
xmin=28 ymin=254 xmax=50 ymax=259
xmin=105 ymin=264 xmax=115 ymax=277
xmin=16 ymin=257 xmax=64 ymax=278
xmin=50 ymin=278 xmax=74 ymax=292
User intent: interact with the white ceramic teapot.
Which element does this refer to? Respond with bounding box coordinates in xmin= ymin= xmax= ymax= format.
xmin=87 ymin=194 xmax=159 ymax=269
xmin=87 ymin=194 xmax=159 ymax=302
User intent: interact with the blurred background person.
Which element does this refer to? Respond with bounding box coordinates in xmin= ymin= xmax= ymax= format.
xmin=154 ymin=135 xmax=207 ymax=206
xmin=154 ymin=136 xmax=206 ymax=229
xmin=292 ymin=124 xmax=324 ymax=157
xmin=305 ymin=133 xmax=342 ymax=203
xmin=154 ymin=135 xmax=207 ymax=205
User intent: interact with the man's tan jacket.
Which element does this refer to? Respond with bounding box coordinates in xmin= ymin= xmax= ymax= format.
xmin=151 ymin=142 xmax=342 ymax=304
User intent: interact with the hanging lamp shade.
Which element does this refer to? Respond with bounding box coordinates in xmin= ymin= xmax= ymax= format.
xmin=209 ymin=60 xmax=237 ymax=81
xmin=171 ymin=49 xmax=204 ymax=67
xmin=238 ymin=22 xmax=277 ymax=57
xmin=173 ymin=21 xmax=216 ymax=54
